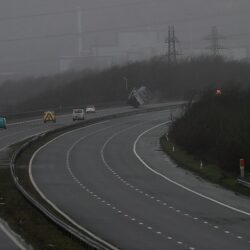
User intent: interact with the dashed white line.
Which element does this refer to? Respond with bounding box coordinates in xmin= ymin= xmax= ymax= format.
xmin=99 ymin=119 xmax=250 ymax=246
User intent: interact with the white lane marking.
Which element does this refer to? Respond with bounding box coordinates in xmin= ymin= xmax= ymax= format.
xmin=0 ymin=125 xmax=48 ymax=140
xmin=100 ymin=119 xmax=250 ymax=244
xmin=8 ymin=113 xmax=71 ymax=126
xmin=6 ymin=107 xmax=169 ymax=249
xmin=0 ymin=222 xmax=26 ymax=250
xmin=133 ymin=122 xmax=250 ymax=216
xmin=98 ymin=117 xmax=198 ymax=248
xmin=29 ymin=121 xmax=120 ymax=250
xmin=67 ymin=159 xmax=191 ymax=250
xmin=0 ymin=129 xmax=52 ymax=249
xmin=8 ymin=118 xmax=43 ymax=126
xmin=0 ymin=129 xmax=50 ymax=152
xmin=8 ymin=104 xmax=174 ymax=127
xmin=65 ymin=127 xmax=176 ymax=247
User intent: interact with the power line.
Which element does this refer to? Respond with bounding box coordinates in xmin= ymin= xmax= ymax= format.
xmin=1 ymin=42 xmax=250 ymax=68
xmin=2 ymin=18 xmax=250 ymax=45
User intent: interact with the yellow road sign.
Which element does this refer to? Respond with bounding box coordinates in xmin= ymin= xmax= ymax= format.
xmin=43 ymin=111 xmax=56 ymax=123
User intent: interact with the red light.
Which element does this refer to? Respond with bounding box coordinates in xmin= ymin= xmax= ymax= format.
xmin=216 ymin=89 xmax=222 ymax=96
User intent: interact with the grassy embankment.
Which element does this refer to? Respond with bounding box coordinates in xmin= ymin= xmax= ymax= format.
xmin=160 ymin=86 xmax=250 ymax=196
xmin=160 ymin=136 xmax=250 ymax=196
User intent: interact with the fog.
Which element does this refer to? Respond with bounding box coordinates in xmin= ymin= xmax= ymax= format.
xmin=0 ymin=0 xmax=250 ymax=78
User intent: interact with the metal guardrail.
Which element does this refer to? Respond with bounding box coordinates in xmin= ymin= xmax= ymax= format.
xmin=237 ymin=178 xmax=250 ymax=188
xmin=9 ymin=103 xmax=185 ymax=250
xmin=10 ymin=139 xmax=119 ymax=250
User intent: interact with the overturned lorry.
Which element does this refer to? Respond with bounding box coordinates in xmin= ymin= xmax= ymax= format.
xmin=127 ymin=86 xmax=151 ymax=108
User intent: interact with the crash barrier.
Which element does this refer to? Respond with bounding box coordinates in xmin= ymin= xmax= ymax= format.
xmin=237 ymin=178 xmax=250 ymax=188
xmin=10 ymin=103 xmax=185 ymax=250
xmin=10 ymin=142 xmax=118 ymax=250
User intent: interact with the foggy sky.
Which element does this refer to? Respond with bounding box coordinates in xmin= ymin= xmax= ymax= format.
xmin=0 ymin=0 xmax=250 ymax=77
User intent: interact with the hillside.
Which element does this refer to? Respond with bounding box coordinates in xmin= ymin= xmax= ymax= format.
xmin=2 ymin=56 xmax=250 ymax=114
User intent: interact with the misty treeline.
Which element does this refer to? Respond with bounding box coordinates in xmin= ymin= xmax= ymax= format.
xmin=1 ymin=55 xmax=250 ymax=114
xmin=169 ymin=85 xmax=250 ymax=174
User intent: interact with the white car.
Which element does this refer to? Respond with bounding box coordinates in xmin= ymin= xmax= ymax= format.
xmin=86 ymin=105 xmax=96 ymax=113
xmin=72 ymin=109 xmax=85 ymax=121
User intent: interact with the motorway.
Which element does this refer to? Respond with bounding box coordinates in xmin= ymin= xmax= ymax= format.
xmin=30 ymin=109 xmax=250 ymax=250
xmin=0 ymin=103 xmax=177 ymax=250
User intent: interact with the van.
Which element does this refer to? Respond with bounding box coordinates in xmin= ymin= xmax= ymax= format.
xmin=73 ymin=109 xmax=85 ymax=121
xmin=0 ymin=117 xmax=7 ymax=129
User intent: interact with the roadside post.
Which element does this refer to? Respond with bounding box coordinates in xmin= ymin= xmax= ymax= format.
xmin=240 ymin=159 xmax=245 ymax=178
xmin=170 ymin=110 xmax=173 ymax=121
xmin=165 ymin=133 xmax=168 ymax=141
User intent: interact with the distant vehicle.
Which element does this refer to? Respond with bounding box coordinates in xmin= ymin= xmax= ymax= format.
xmin=72 ymin=109 xmax=85 ymax=121
xmin=0 ymin=117 xmax=7 ymax=129
xmin=86 ymin=105 xmax=96 ymax=113
xmin=127 ymin=86 xmax=151 ymax=108
xmin=43 ymin=111 xmax=56 ymax=123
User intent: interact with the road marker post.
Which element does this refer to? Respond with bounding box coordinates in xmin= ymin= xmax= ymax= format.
xmin=240 ymin=159 xmax=245 ymax=178
xmin=165 ymin=133 xmax=169 ymax=141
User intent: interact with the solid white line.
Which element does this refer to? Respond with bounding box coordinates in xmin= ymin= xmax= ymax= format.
xmin=8 ymin=113 xmax=71 ymax=127
xmin=133 ymin=122 xmax=250 ymax=216
xmin=0 ymin=130 xmax=50 ymax=152
xmin=2 ymin=105 xmax=169 ymax=248
xmin=0 ymin=129 xmax=50 ymax=249
xmin=29 ymin=120 xmax=119 ymax=250
xmin=0 ymin=125 xmax=47 ymax=140
xmin=0 ymin=222 xmax=26 ymax=250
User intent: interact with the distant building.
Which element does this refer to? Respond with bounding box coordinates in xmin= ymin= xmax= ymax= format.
xmin=59 ymin=30 xmax=166 ymax=72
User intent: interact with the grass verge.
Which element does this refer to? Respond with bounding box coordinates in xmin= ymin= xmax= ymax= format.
xmin=160 ymin=135 xmax=250 ymax=197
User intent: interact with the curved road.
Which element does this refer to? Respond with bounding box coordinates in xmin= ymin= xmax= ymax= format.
xmin=0 ymin=103 xmax=177 ymax=249
xmin=30 ymin=110 xmax=250 ymax=250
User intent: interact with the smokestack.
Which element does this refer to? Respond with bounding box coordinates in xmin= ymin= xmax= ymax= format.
xmin=77 ymin=8 xmax=83 ymax=56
